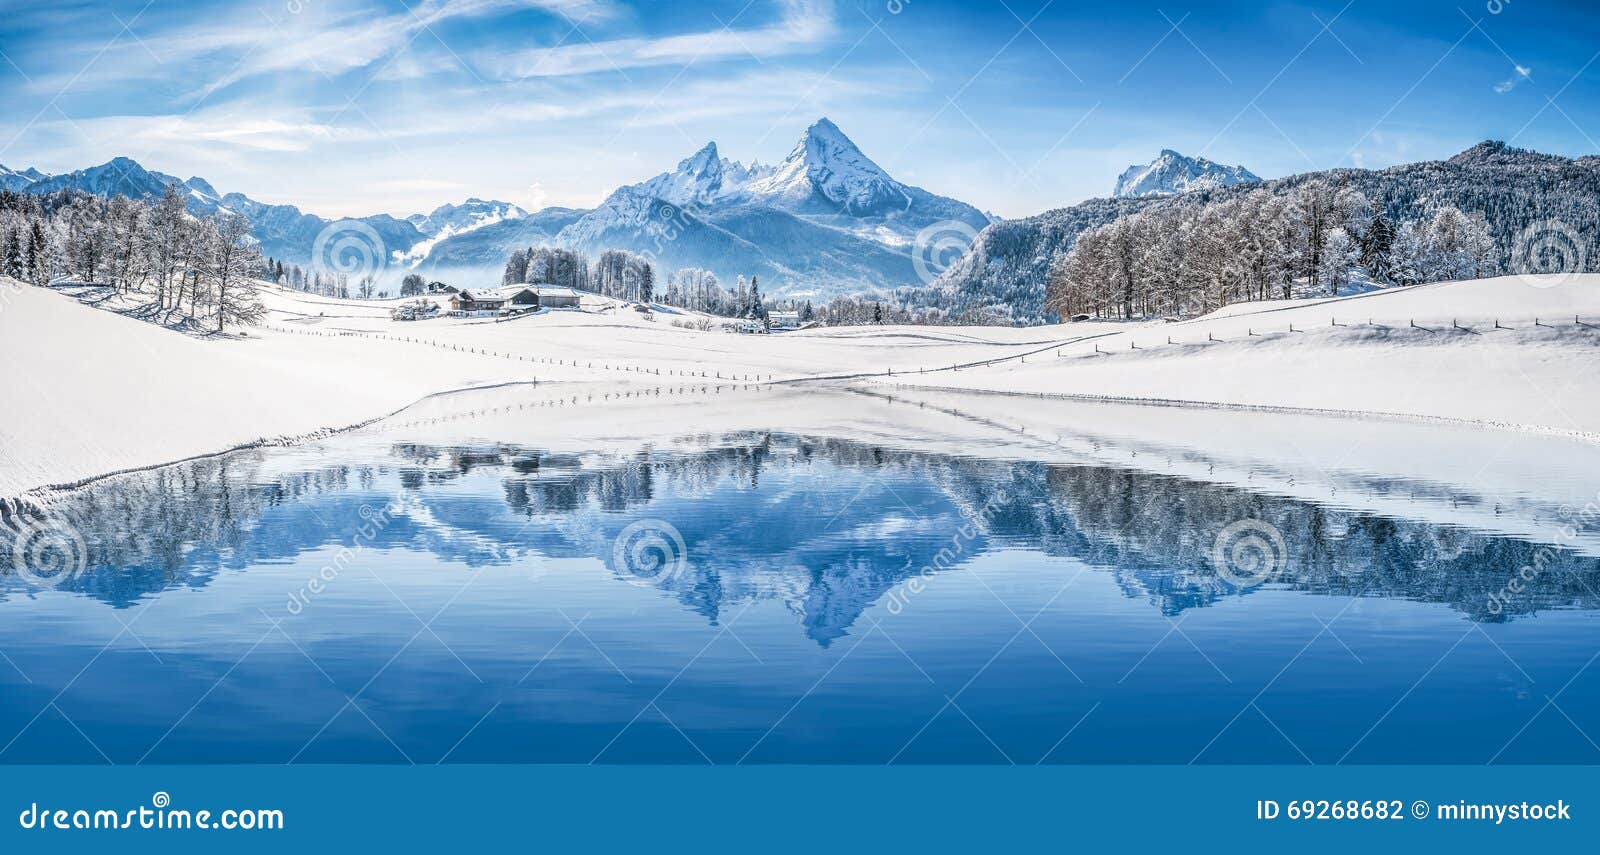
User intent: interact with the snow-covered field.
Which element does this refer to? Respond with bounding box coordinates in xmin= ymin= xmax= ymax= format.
xmin=2 ymin=273 xmax=1597 ymax=497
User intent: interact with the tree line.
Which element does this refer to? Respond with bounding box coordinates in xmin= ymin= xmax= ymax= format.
xmin=503 ymin=243 xmax=1025 ymax=327
xmin=503 ymin=246 xmax=785 ymax=320
xmin=1046 ymin=180 xmax=1496 ymax=320
xmin=1 ymin=185 xmax=265 ymax=331
xmin=259 ymin=256 xmax=392 ymax=300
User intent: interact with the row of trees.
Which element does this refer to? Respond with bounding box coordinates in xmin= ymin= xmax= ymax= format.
xmin=261 ymin=257 xmax=382 ymax=299
xmin=499 ymin=241 xmax=1030 ymax=327
xmin=1 ymin=186 xmax=265 ymax=331
xmin=661 ymin=267 xmax=773 ymax=319
xmin=502 ymin=246 xmax=782 ymax=319
xmin=1046 ymin=181 xmax=1496 ymax=320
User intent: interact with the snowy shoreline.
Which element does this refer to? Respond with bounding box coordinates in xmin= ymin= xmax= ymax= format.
xmin=9 ymin=380 xmax=545 ymax=505
xmin=860 ymin=382 xmax=1600 ymax=445
xmin=4 ymin=273 xmax=1598 ymax=498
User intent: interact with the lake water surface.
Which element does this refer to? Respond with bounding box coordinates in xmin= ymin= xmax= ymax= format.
xmin=4 ymin=384 xmax=1600 ymax=764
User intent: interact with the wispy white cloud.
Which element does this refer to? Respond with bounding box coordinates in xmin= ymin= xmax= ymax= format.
xmin=1494 ymin=64 xmax=1531 ymax=93
xmin=34 ymin=0 xmax=625 ymax=98
xmin=486 ymin=0 xmax=835 ymax=79
xmin=51 ymin=110 xmax=354 ymax=154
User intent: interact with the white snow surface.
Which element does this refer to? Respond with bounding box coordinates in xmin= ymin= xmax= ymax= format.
xmin=3 ymin=273 xmax=1599 ymax=496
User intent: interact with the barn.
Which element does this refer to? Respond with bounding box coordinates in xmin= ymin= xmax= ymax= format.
xmin=449 ymin=286 xmax=539 ymax=316
xmin=533 ymin=286 xmax=582 ymax=309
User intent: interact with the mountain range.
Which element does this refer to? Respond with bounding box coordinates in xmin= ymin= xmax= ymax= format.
xmin=1112 ymin=149 xmax=1260 ymax=197
xmin=1 ymin=118 xmax=992 ymax=297
xmin=11 ymin=132 xmax=1591 ymax=319
xmin=424 ymin=117 xmax=994 ymax=294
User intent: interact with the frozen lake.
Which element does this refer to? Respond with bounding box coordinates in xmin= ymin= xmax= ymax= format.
xmin=3 ymin=385 xmax=1599 ymax=764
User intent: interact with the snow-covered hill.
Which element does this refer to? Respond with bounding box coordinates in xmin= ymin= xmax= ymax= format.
xmin=934 ymin=140 xmax=1600 ymax=322
xmin=6 ymin=272 xmax=1599 ymax=496
xmin=1112 ymin=149 xmax=1260 ymax=198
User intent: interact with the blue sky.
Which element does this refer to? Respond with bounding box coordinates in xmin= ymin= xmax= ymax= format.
xmin=1 ymin=0 xmax=1596 ymax=218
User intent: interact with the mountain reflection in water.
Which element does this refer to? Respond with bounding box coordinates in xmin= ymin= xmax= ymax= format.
xmin=8 ymin=434 xmax=1598 ymax=634
xmin=2 ymin=412 xmax=1599 ymax=764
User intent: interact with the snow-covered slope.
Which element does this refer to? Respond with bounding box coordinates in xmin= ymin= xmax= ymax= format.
xmin=410 ymin=207 xmax=589 ymax=274
xmin=871 ymin=274 xmax=1600 ymax=438
xmin=6 ymin=273 xmax=1600 ymax=497
xmin=397 ymin=198 xmax=530 ymax=268
xmin=1112 ymin=149 xmax=1260 ymax=198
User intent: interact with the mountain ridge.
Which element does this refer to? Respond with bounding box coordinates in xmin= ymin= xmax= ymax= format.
xmin=8 ymin=118 xmax=992 ymax=297
xmin=1112 ymin=149 xmax=1260 ymax=198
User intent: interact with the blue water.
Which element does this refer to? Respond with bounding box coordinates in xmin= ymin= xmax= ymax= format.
xmin=3 ymin=390 xmax=1600 ymax=764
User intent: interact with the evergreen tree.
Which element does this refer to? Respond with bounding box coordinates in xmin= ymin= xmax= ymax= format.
xmin=1360 ymin=213 xmax=1395 ymax=282
xmin=26 ymin=221 xmax=48 ymax=284
xmin=5 ymin=225 xmax=24 ymax=278
xmin=746 ymin=275 xmax=762 ymax=319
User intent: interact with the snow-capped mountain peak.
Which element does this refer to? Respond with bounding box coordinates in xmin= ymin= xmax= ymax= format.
xmin=746 ymin=117 xmax=908 ymax=215
xmin=1 ymin=164 xmax=33 ymax=191
xmin=680 ymin=141 xmax=721 ymax=175
xmin=406 ymin=198 xmax=527 ymax=237
xmin=1 ymin=164 xmax=50 ymax=191
xmin=629 ymin=141 xmax=775 ymax=207
xmin=636 ymin=141 xmax=734 ymax=206
xmin=20 ymin=156 xmax=187 ymax=203
xmin=1112 ymin=150 xmax=1260 ymax=198
xmin=184 ymin=176 xmax=220 ymax=202
xmin=398 ymin=198 xmax=529 ymax=267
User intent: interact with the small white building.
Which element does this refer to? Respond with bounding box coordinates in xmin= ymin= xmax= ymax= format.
xmin=767 ymin=310 xmax=802 ymax=330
